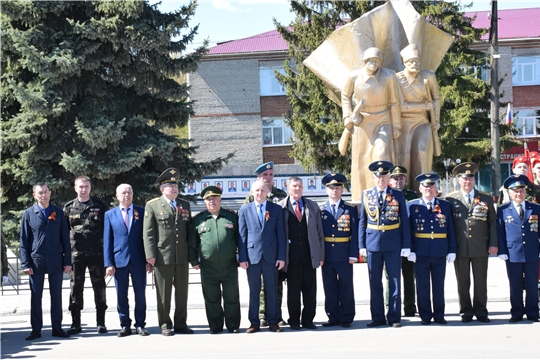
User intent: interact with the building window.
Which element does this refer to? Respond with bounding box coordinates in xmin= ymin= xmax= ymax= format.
xmin=514 ymin=109 xmax=540 ymax=138
xmin=262 ymin=118 xmax=293 ymax=146
xmin=512 ymin=56 xmax=540 ymax=86
xmin=260 ymin=66 xmax=286 ymax=96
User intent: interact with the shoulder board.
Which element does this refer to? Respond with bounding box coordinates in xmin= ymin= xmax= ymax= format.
xmin=478 ymin=190 xmax=490 ymax=196
xmin=64 ymin=198 xmax=76 ymax=205
xmin=225 ymin=208 xmax=237 ymax=215
xmin=147 ymin=197 xmax=160 ymax=204
xmin=446 ymin=191 xmax=459 ymax=198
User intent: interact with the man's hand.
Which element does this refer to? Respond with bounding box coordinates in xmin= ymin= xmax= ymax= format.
xmin=407 ymin=252 xmax=416 ymax=263
xmin=239 ymin=262 xmax=249 ymax=270
xmin=447 ymin=253 xmax=456 ymax=263
xmin=349 ymin=258 xmax=357 ymax=264
xmin=319 ymin=260 xmax=324 ymax=267
xmin=146 ymin=258 xmax=156 ymax=266
xmin=488 ymin=246 xmax=498 ymax=256
xmin=23 ymin=268 xmax=34 ymax=276
xmin=105 ymin=266 xmax=115 ymax=277
xmin=498 ymin=254 xmax=508 ymax=261
xmin=63 ymin=265 xmax=72 ymax=273
xmin=192 ymin=265 xmax=201 ymax=270
xmin=400 ymin=248 xmax=411 ymax=257
xmin=276 ymin=260 xmax=285 ymax=271
xmin=2 ymin=276 xmax=8 ymax=284
xmin=145 ymin=263 xmax=153 ymax=274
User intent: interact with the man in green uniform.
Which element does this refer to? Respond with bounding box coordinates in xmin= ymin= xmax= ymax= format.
xmin=387 ymin=165 xmax=418 ymax=317
xmin=188 ymin=186 xmax=240 ymax=334
xmin=244 ymin=161 xmax=287 ymax=327
xmin=144 ymin=168 xmax=193 ymax=336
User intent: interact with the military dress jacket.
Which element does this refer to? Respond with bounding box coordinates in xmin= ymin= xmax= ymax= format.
xmin=407 ymin=198 xmax=457 ymax=257
xmin=320 ymin=199 xmax=359 ymax=262
xmin=446 ymin=189 xmax=497 ymax=258
xmin=497 ymin=201 xmax=540 ymax=263
xmin=143 ymin=196 xmax=191 ymax=265
xmin=243 ymin=187 xmax=287 ymax=205
xmin=359 ymin=186 xmax=411 ymax=252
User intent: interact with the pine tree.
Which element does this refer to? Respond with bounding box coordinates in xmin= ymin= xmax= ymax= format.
xmin=1 ymin=0 xmax=232 ymax=243
xmin=275 ymin=0 xmax=515 ymax=178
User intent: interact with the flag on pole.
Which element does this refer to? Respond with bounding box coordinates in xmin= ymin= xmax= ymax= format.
xmin=506 ymin=103 xmax=513 ymax=125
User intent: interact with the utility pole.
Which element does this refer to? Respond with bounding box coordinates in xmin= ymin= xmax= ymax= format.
xmin=489 ymin=0 xmax=500 ymax=198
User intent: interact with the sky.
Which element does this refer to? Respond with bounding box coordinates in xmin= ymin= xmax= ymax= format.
xmin=153 ymin=0 xmax=539 ymax=51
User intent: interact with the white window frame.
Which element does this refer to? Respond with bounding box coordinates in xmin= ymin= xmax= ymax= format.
xmin=512 ymin=56 xmax=540 ymax=86
xmin=514 ymin=109 xmax=540 ymax=138
xmin=259 ymin=66 xmax=286 ymax=96
xmin=262 ymin=117 xmax=294 ymax=146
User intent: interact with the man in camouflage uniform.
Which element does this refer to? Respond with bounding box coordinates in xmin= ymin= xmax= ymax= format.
xmin=188 ymin=186 xmax=240 ymax=334
xmin=63 ymin=176 xmax=109 ymax=334
xmin=244 ymin=161 xmax=287 ymax=327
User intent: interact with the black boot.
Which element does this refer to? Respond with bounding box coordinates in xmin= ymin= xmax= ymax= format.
xmin=67 ymin=310 xmax=82 ymax=335
xmin=96 ymin=309 xmax=107 ymax=334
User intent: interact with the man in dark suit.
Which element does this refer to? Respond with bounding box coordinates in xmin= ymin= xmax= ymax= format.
xmin=497 ymin=174 xmax=540 ymax=322
xmin=104 ymin=184 xmax=152 ymax=337
xmin=278 ymin=176 xmax=324 ymax=330
xmin=143 ymin=168 xmax=193 ymax=336
xmin=359 ymin=161 xmax=411 ymax=328
xmin=320 ymin=173 xmax=358 ymax=328
xmin=408 ymin=173 xmax=456 ymax=325
xmin=446 ymin=162 xmax=497 ymax=323
xmin=20 ymin=182 xmax=72 ymax=341
xmin=238 ymin=179 xmax=287 ymax=333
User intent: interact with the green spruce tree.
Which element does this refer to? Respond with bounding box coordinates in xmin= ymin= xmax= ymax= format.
xmin=275 ymin=0 xmax=515 ymax=178
xmin=1 ymin=0 xmax=232 ymax=243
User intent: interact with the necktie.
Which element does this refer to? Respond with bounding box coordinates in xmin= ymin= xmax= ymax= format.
xmin=466 ymin=193 xmax=471 ymax=206
xmin=517 ymin=203 xmax=524 ymax=219
xmin=257 ymin=204 xmax=264 ymax=226
xmin=331 ymin=204 xmax=336 ymax=218
xmin=170 ymin=200 xmax=176 ymax=215
xmin=123 ymin=208 xmax=129 ymax=228
xmin=427 ymin=201 xmax=432 ymax=212
xmin=378 ymin=191 xmax=384 ymax=205
xmin=294 ymin=201 xmax=302 ymax=222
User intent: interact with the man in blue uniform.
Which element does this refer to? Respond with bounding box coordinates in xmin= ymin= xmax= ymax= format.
xmin=359 ymin=161 xmax=411 ymax=328
xmin=407 ymin=173 xmax=456 ymax=325
xmin=497 ymin=174 xmax=540 ymax=322
xmin=320 ymin=173 xmax=358 ymax=328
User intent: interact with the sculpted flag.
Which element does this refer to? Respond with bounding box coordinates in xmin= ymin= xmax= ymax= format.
xmin=303 ymin=0 xmax=454 ymax=106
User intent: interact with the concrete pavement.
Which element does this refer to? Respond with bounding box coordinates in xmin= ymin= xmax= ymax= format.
xmin=2 ymin=257 xmax=539 ymax=359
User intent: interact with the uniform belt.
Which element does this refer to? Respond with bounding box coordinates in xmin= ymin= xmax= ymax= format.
xmin=367 ymin=223 xmax=400 ymax=231
xmin=415 ymin=232 xmax=447 ymax=239
xmin=324 ymin=237 xmax=349 ymax=243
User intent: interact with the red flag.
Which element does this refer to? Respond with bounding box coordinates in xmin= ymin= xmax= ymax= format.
xmin=524 ymin=142 xmax=534 ymax=182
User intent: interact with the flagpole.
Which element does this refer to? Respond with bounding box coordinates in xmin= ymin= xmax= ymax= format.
xmin=489 ymin=0 xmax=500 ymax=199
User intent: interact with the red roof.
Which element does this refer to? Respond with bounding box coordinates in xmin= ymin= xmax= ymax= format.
xmin=207 ymin=8 xmax=540 ymax=55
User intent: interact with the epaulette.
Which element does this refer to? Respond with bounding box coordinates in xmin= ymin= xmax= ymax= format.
xmin=146 ymin=197 xmax=160 ymax=204
xmin=64 ymin=199 xmax=75 ymax=206
xmin=478 ymin=190 xmax=490 ymax=196
xmin=446 ymin=191 xmax=459 ymax=197
xmin=225 ymin=208 xmax=238 ymax=215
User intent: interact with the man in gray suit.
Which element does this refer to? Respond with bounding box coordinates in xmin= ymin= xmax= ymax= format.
xmin=238 ymin=180 xmax=287 ymax=333
xmin=446 ymin=162 xmax=498 ymax=323
xmin=278 ymin=176 xmax=324 ymax=330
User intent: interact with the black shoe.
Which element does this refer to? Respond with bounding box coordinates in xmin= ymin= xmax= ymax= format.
xmin=67 ymin=326 xmax=82 ymax=335
xmin=259 ymin=319 xmax=268 ymax=327
xmin=290 ymin=324 xmax=301 ymax=330
xmin=461 ymin=316 xmax=473 ymax=323
xmin=52 ymin=329 xmax=70 ymax=338
xmin=322 ymin=321 xmax=339 ymax=327
xmin=302 ymin=323 xmax=317 ymax=330
xmin=421 ymin=320 xmax=431 ymax=325
xmin=477 ymin=316 xmax=490 ymax=323
xmin=25 ymin=331 xmax=41 ymax=341
xmin=136 ymin=327 xmax=149 ymax=336
xmin=389 ymin=322 xmax=402 ymax=328
xmin=434 ymin=318 xmax=447 ymax=324
xmin=366 ymin=320 xmax=386 ymax=328
xmin=341 ymin=322 xmax=352 ymax=328
xmin=268 ymin=324 xmax=283 ymax=332
xmin=527 ymin=316 xmax=539 ymax=322
xmin=162 ymin=329 xmax=173 ymax=336
xmin=174 ymin=327 xmax=194 ymax=334
xmin=278 ymin=320 xmax=288 ymax=326
xmin=228 ymin=328 xmax=240 ymax=333
xmin=117 ymin=327 xmax=132 ymax=337
xmin=509 ymin=316 xmax=523 ymax=323
xmin=209 ymin=328 xmax=222 ymax=334
xmin=97 ymin=325 xmax=107 ymax=334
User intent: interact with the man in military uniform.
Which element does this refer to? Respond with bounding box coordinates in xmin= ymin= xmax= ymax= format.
xmin=387 ymin=165 xmax=418 ymax=317
xmin=498 ymin=156 xmax=540 ymax=205
xmin=497 ymin=174 xmax=540 ymax=322
xmin=446 ymin=162 xmax=497 ymax=323
xmin=359 ymin=161 xmax=411 ymax=328
xmin=244 ymin=161 xmax=287 ymax=327
xmin=320 ymin=173 xmax=358 ymax=328
xmin=63 ymin=175 xmax=109 ymax=334
xmin=144 ymin=168 xmax=193 ymax=336
xmin=188 ymin=186 xmax=241 ymax=334
xmin=407 ymin=173 xmax=456 ymax=325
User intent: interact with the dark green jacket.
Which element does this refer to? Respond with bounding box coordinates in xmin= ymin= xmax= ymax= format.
xmin=243 ymin=187 xmax=287 ymax=204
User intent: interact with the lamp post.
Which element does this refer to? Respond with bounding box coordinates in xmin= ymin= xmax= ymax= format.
xmin=443 ymin=158 xmax=452 ymax=196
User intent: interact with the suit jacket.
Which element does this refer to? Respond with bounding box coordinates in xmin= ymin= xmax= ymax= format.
xmin=20 ymin=204 xmax=71 ymax=274
xmin=104 ymin=205 xmax=146 ymax=268
xmin=359 ymin=186 xmax=411 ymax=252
xmin=446 ymin=189 xmax=497 ymax=258
xmin=497 ymin=201 xmax=540 ymax=263
xmin=408 ymin=198 xmax=457 ymax=257
xmin=278 ymin=196 xmax=325 ymax=269
xmin=143 ymin=196 xmax=191 ymax=265
xmin=320 ymin=199 xmax=359 ymax=262
xmin=237 ymin=201 xmax=286 ymax=265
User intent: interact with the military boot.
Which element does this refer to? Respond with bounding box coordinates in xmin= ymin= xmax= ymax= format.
xmin=67 ymin=310 xmax=82 ymax=335
xmin=96 ymin=309 xmax=107 ymax=334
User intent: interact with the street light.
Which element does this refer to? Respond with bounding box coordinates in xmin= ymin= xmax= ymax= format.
xmin=443 ymin=158 xmax=452 ymax=196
